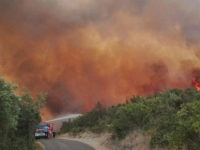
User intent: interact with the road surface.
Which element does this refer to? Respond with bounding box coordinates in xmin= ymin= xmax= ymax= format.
xmin=40 ymin=139 xmax=95 ymax=150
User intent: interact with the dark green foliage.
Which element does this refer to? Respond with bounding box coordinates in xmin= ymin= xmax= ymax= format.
xmin=60 ymin=120 xmax=73 ymax=133
xmin=90 ymin=125 xmax=105 ymax=134
xmin=0 ymin=78 xmax=20 ymax=149
xmin=13 ymin=90 xmax=46 ymax=150
xmin=130 ymin=95 xmax=145 ymax=103
xmin=71 ymin=127 xmax=85 ymax=136
xmin=60 ymin=101 xmax=107 ymax=134
xmin=169 ymin=101 xmax=200 ymax=150
xmin=113 ymin=102 xmax=149 ymax=139
xmin=148 ymin=89 xmax=200 ymax=149
xmin=0 ymin=78 xmax=47 ymax=150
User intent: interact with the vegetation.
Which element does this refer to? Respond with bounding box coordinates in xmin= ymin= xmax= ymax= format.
xmin=1 ymin=76 xmax=199 ymax=150
xmin=0 ymin=78 xmax=47 ymax=150
xmin=60 ymin=88 xmax=200 ymax=150
xmin=34 ymin=142 xmax=44 ymax=150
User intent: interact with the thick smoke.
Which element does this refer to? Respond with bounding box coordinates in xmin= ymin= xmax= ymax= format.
xmin=0 ymin=0 xmax=200 ymax=119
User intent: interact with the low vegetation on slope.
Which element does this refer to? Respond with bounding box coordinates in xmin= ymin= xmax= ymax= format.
xmin=60 ymin=88 xmax=200 ymax=150
xmin=0 ymin=78 xmax=47 ymax=150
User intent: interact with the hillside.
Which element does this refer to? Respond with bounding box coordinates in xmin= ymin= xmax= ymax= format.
xmin=59 ymin=88 xmax=200 ymax=150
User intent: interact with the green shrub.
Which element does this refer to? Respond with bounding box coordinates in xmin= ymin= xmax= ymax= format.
xmin=91 ymin=125 xmax=105 ymax=134
xmin=112 ymin=102 xmax=149 ymax=139
xmin=71 ymin=127 xmax=85 ymax=136
xmin=60 ymin=121 xmax=73 ymax=133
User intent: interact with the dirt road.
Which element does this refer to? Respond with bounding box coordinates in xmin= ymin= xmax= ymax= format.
xmin=39 ymin=139 xmax=95 ymax=150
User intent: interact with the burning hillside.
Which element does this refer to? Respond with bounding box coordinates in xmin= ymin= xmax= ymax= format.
xmin=0 ymin=0 xmax=200 ymax=119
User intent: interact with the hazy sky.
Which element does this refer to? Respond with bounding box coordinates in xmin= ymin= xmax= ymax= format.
xmin=0 ymin=0 xmax=200 ymax=118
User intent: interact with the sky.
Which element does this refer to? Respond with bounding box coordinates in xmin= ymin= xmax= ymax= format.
xmin=0 ymin=0 xmax=200 ymax=119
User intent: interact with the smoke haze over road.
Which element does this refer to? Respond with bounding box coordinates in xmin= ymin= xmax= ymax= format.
xmin=0 ymin=0 xmax=200 ymax=119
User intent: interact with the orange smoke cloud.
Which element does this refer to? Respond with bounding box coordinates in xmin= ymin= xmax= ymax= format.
xmin=0 ymin=0 xmax=200 ymax=118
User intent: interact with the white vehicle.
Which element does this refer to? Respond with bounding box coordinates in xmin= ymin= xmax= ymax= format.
xmin=35 ymin=122 xmax=56 ymax=139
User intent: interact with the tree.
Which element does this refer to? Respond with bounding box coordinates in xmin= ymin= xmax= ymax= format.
xmin=170 ymin=101 xmax=200 ymax=150
xmin=0 ymin=78 xmax=47 ymax=150
xmin=13 ymin=89 xmax=47 ymax=150
xmin=0 ymin=78 xmax=20 ymax=149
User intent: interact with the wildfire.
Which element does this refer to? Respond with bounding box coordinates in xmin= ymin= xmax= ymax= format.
xmin=1 ymin=0 xmax=200 ymax=117
xmin=192 ymin=77 xmax=200 ymax=91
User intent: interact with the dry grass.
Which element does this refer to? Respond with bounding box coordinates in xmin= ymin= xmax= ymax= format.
xmin=58 ymin=130 xmax=153 ymax=150
xmin=102 ymin=130 xmax=151 ymax=150
xmin=34 ymin=142 xmax=44 ymax=150
xmin=119 ymin=131 xmax=151 ymax=150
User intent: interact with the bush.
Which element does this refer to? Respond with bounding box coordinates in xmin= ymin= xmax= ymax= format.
xmin=90 ymin=125 xmax=105 ymax=134
xmin=71 ymin=127 xmax=85 ymax=136
xmin=112 ymin=102 xmax=149 ymax=139
xmin=60 ymin=121 xmax=73 ymax=133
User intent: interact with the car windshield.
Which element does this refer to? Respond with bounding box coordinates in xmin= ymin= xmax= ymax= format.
xmin=36 ymin=125 xmax=46 ymax=129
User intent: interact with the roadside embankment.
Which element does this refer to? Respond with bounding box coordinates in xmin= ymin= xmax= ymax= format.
xmin=58 ymin=131 xmax=151 ymax=150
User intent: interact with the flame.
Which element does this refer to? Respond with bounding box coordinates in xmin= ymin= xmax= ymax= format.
xmin=192 ymin=77 xmax=200 ymax=91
